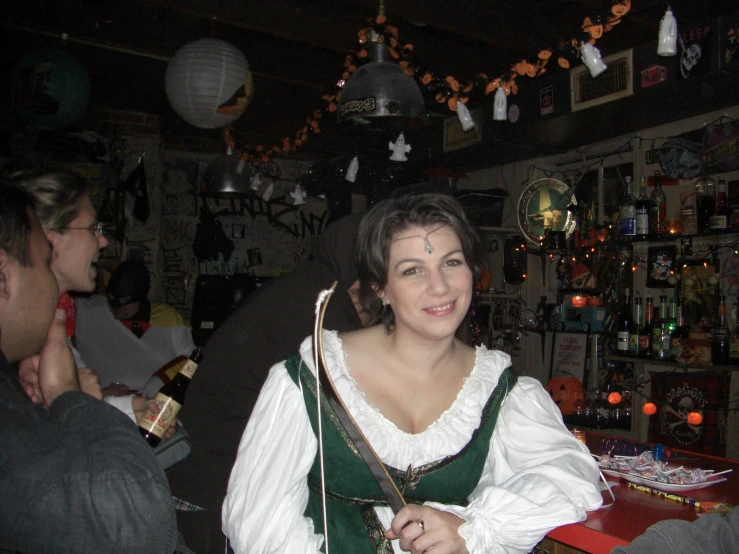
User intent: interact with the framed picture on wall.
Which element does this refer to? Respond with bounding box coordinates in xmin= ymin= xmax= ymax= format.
xmin=550 ymin=332 xmax=589 ymax=383
xmin=681 ymin=259 xmax=718 ymax=329
xmin=646 ymin=245 xmax=677 ymax=288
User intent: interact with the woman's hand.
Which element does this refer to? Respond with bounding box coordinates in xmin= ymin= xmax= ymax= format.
xmin=386 ymin=504 xmax=469 ymax=554
xmin=103 ymin=383 xmax=131 ymax=397
xmin=17 ymin=355 xmax=42 ymax=403
xmin=131 ymin=396 xmax=177 ymax=440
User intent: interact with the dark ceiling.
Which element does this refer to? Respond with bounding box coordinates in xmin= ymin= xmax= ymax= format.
xmin=2 ymin=0 xmax=736 ymax=170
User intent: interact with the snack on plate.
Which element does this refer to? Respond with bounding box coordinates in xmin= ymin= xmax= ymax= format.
xmin=597 ymin=451 xmax=719 ymax=485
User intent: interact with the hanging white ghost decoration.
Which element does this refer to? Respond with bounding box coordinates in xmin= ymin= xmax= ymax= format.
xmin=389 ymin=132 xmax=411 ymax=162
xmin=290 ymin=184 xmax=307 ymax=206
xmin=345 ymin=155 xmax=359 ymax=182
xmin=249 ymin=173 xmax=262 ymax=192
xmin=262 ymin=182 xmax=274 ymax=202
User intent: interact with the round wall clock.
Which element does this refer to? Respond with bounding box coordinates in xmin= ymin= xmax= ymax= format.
xmin=516 ymin=177 xmax=577 ymax=244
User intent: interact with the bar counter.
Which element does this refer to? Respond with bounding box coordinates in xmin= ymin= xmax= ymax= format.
xmin=545 ymin=431 xmax=739 ymax=554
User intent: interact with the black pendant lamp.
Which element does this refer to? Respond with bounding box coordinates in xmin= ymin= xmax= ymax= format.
xmin=337 ymin=37 xmax=424 ymax=126
xmin=200 ymin=148 xmax=255 ymax=197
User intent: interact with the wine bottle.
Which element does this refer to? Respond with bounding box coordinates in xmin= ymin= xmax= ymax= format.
xmin=617 ymin=288 xmax=632 ymax=354
xmin=635 ymin=176 xmax=650 ymax=240
xmin=709 ymin=179 xmax=731 ymax=232
xmin=641 ymin=297 xmax=654 ymax=358
xmin=629 ymin=295 xmax=642 ymax=357
xmin=650 ymin=170 xmax=667 ymax=237
xmin=619 ymin=176 xmax=636 ymax=237
xmin=139 ymin=348 xmax=203 ymax=446
xmin=712 ymin=297 xmax=731 ymax=364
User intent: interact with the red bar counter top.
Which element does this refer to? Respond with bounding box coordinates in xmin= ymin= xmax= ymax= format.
xmin=546 ymin=431 xmax=739 ymax=554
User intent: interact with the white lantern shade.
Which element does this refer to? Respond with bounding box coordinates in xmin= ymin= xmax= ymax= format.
xmin=165 ymin=39 xmax=251 ymax=129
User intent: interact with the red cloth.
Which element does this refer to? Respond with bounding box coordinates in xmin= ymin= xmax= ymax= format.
xmin=57 ymin=293 xmax=77 ymax=339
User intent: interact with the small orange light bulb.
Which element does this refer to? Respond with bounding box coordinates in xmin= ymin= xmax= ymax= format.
xmin=607 ymin=392 xmax=622 ymax=405
xmin=643 ymin=402 xmax=657 ymax=416
xmin=687 ymin=411 xmax=703 ymax=425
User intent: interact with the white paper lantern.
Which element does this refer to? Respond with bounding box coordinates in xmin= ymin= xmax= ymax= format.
xmin=165 ymin=39 xmax=252 ymax=129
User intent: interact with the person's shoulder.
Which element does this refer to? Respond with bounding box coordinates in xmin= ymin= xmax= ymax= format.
xmin=150 ymin=302 xmax=187 ymax=327
xmin=74 ymin=294 xmax=110 ymax=312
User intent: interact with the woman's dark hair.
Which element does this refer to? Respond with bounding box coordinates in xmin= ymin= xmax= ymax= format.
xmin=354 ymin=192 xmax=485 ymax=330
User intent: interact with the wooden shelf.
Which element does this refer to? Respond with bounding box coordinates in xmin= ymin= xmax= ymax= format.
xmin=478 ymin=226 xmax=520 ymax=234
xmin=608 ymin=354 xmax=739 ymax=371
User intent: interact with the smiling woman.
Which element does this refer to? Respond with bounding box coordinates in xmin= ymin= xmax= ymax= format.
xmin=222 ymin=192 xmax=604 ymax=554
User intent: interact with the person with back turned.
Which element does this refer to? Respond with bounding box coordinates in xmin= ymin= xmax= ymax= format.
xmin=0 ymin=183 xmax=177 ymax=553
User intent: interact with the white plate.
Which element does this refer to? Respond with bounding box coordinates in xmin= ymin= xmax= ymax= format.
xmin=602 ymin=468 xmax=727 ymax=493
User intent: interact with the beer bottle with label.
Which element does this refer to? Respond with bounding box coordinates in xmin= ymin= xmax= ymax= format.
xmin=139 ymin=348 xmax=203 ymax=446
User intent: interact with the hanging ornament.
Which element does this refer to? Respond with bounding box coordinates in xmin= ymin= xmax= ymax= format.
xmin=10 ymin=48 xmax=91 ymax=129
xmin=345 ymin=155 xmax=359 ymax=182
xmin=580 ymin=42 xmax=608 ymax=78
xmin=456 ymin=101 xmax=475 ymax=132
xmin=290 ymin=184 xmax=307 ymax=206
xmin=657 ymin=7 xmax=678 ymax=57
xmin=687 ymin=411 xmax=703 ymax=425
xmin=249 ymin=173 xmax=262 ymax=192
xmin=388 ymin=132 xmax=411 ymax=162
xmin=165 ymin=39 xmax=252 ymax=129
xmin=262 ymin=182 xmax=274 ymax=202
xmin=607 ymin=391 xmax=623 ymax=405
xmin=493 ymin=86 xmax=507 ymax=121
xmin=643 ymin=402 xmax=657 ymax=416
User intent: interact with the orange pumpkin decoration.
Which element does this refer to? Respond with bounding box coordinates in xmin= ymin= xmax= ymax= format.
xmin=545 ymin=377 xmax=584 ymax=416
xmin=643 ymin=402 xmax=657 ymax=416
xmin=607 ymin=392 xmax=622 ymax=405
xmin=687 ymin=411 xmax=703 ymax=425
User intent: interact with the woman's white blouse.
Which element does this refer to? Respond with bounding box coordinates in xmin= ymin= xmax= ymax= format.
xmin=222 ymin=332 xmax=603 ymax=554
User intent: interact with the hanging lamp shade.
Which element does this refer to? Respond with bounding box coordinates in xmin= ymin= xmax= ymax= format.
xmin=9 ymin=48 xmax=91 ymax=129
xmin=165 ymin=39 xmax=252 ymax=129
xmin=337 ymin=41 xmax=424 ymax=125
xmin=200 ymin=152 xmax=255 ymax=196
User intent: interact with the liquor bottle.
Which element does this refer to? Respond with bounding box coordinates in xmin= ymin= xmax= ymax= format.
xmin=635 ymin=176 xmax=650 ymax=240
xmin=619 ymin=176 xmax=636 ymax=237
xmin=651 ymin=296 xmax=669 ymax=359
xmin=695 ymin=178 xmax=709 ymax=232
xmin=650 ymin=170 xmax=667 ymax=237
xmin=712 ymin=296 xmax=731 ymax=364
xmin=670 ymin=300 xmax=689 ymax=361
xmin=709 ymin=179 xmax=731 ymax=232
xmin=629 ymin=295 xmax=642 ymax=356
xmin=666 ymin=295 xmax=677 ymax=335
xmin=641 ymin=296 xmax=654 ymax=358
xmin=617 ymin=288 xmax=632 ymax=354
xmin=139 ymin=348 xmax=203 ymax=446
xmin=730 ymin=301 xmax=739 ymax=361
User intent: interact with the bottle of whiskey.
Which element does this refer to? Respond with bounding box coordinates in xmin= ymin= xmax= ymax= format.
xmin=650 ymin=171 xmax=667 ymax=237
xmin=139 ymin=348 xmax=203 ymax=446
xmin=619 ymin=176 xmax=636 ymax=237
xmin=629 ymin=295 xmax=642 ymax=357
xmin=641 ymin=297 xmax=654 ymax=358
xmin=617 ymin=288 xmax=632 ymax=354
xmin=635 ymin=176 xmax=650 ymax=240
xmin=709 ymin=179 xmax=731 ymax=232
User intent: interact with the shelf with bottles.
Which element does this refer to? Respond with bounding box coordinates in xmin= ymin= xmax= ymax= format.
xmin=608 ymin=354 xmax=739 ymax=371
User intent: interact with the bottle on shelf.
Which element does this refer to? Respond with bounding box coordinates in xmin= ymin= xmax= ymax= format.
xmin=695 ymin=176 xmax=712 ymax=232
xmin=712 ymin=296 xmax=731 ymax=364
xmin=641 ymin=296 xmax=655 ymax=358
xmin=709 ymin=179 xmax=731 ymax=233
xmin=139 ymin=348 xmax=203 ymax=446
xmin=619 ymin=176 xmax=636 ymax=237
xmin=650 ymin=170 xmax=667 ymax=237
xmin=629 ymin=294 xmax=642 ymax=357
xmin=731 ymin=300 xmax=739 ymax=361
xmin=635 ymin=176 xmax=650 ymax=240
xmin=666 ymin=295 xmax=677 ymax=335
xmin=651 ymin=295 xmax=670 ymax=360
xmin=670 ymin=299 xmax=689 ymax=361
xmin=617 ymin=288 xmax=632 ymax=355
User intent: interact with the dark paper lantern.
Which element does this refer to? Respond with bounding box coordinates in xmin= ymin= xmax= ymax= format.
xmin=165 ymin=39 xmax=252 ymax=129
xmin=9 ymin=48 xmax=91 ymax=129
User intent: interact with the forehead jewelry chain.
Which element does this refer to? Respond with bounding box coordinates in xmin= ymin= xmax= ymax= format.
xmin=423 ymin=235 xmax=433 ymax=254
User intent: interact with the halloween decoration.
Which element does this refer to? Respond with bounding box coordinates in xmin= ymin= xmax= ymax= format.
xmin=456 ymin=101 xmax=475 ymax=132
xmin=290 ymin=184 xmax=308 ymax=206
xmin=262 ymin=182 xmax=274 ymax=202
xmin=345 ymin=155 xmax=359 ymax=182
xmin=192 ymin=205 xmax=235 ymax=263
xmin=643 ymin=402 xmax=658 ymax=416
xmin=10 ymin=48 xmax=91 ymax=129
xmin=493 ymin=86 xmax=508 ymax=121
xmin=123 ymin=156 xmax=149 ymax=223
xmin=647 ymin=246 xmax=676 ymax=289
xmin=658 ymin=7 xmax=678 ymax=56
xmin=580 ymin=42 xmax=608 ymax=78
xmin=389 ymin=132 xmax=411 ymax=161
xmin=165 ymin=39 xmax=251 ymax=129
xmin=545 ymin=377 xmax=585 ymax=416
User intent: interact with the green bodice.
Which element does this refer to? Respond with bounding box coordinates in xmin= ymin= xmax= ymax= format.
xmin=285 ymin=353 xmax=517 ymax=553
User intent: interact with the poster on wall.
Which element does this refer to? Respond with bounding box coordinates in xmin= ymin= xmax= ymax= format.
xmin=678 ymin=22 xmax=712 ymax=80
xmin=550 ymin=332 xmax=588 ymax=383
xmin=648 ymin=371 xmax=730 ymax=457
xmin=646 ymin=245 xmax=676 ymax=289
xmin=719 ymin=12 xmax=739 ymax=71
xmin=658 ymin=119 xmax=739 ymax=178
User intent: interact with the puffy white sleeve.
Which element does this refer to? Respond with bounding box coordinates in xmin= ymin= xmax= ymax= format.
xmin=222 ymin=361 xmax=324 ymax=554
xmin=427 ymin=376 xmax=603 ymax=554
